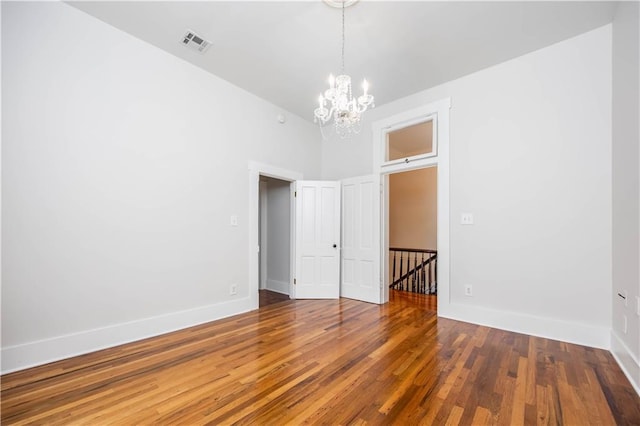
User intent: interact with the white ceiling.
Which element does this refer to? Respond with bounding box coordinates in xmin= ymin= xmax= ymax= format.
xmin=67 ymin=1 xmax=617 ymax=122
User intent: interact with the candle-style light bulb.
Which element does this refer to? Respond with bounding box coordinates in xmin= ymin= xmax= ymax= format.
xmin=318 ymin=95 xmax=324 ymax=108
xmin=362 ymin=79 xmax=369 ymax=96
xmin=329 ymin=74 xmax=335 ymax=89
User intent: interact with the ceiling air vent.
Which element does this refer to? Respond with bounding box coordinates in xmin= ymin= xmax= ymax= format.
xmin=181 ymin=30 xmax=211 ymax=54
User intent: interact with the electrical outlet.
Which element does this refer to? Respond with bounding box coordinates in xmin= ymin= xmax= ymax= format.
xmin=464 ymin=285 xmax=473 ymax=296
xmin=230 ymin=284 xmax=237 ymax=295
xmin=461 ymin=213 xmax=474 ymax=225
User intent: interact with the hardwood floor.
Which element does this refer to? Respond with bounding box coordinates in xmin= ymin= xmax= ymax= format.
xmin=259 ymin=289 xmax=290 ymax=307
xmin=2 ymin=291 xmax=639 ymax=425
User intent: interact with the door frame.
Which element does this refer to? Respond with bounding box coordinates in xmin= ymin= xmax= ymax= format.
xmin=372 ymin=98 xmax=451 ymax=315
xmin=249 ymin=161 xmax=302 ymax=309
xmin=259 ymin=179 xmax=268 ymax=290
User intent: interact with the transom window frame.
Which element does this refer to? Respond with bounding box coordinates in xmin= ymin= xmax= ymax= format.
xmin=383 ymin=114 xmax=438 ymax=169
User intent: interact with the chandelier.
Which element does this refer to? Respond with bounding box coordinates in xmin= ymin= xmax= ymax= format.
xmin=314 ymin=0 xmax=374 ymax=138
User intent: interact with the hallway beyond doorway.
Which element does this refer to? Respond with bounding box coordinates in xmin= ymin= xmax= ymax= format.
xmin=259 ymin=290 xmax=289 ymax=307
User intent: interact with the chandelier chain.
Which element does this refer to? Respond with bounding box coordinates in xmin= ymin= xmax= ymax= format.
xmin=341 ymin=0 xmax=345 ymax=74
xmin=313 ymin=0 xmax=374 ymax=139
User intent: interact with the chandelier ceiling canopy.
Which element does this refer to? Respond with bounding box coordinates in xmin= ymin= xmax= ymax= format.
xmin=314 ymin=0 xmax=374 ymax=139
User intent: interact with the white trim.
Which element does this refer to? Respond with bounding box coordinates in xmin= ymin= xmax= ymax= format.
xmin=1 ymin=297 xmax=253 ymax=374
xmin=379 ymin=156 xmax=439 ymax=175
xmin=440 ymin=301 xmax=611 ymax=350
xmin=374 ymin=99 xmax=451 ymax=172
xmin=373 ymin=98 xmax=451 ymax=307
xmin=611 ymin=331 xmax=640 ymax=396
xmin=248 ymin=161 xmax=303 ymax=182
xmin=259 ymin=180 xmax=268 ymax=290
xmin=383 ymin=114 xmax=438 ymax=168
xmin=385 ymin=113 xmax=437 ymax=135
xmin=289 ymin=183 xmax=297 ymax=298
xmin=248 ymin=161 xmax=302 ymax=304
xmin=436 ymin=104 xmax=451 ymax=314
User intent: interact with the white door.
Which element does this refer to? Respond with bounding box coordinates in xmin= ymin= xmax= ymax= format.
xmin=295 ymin=180 xmax=341 ymax=299
xmin=341 ymin=175 xmax=381 ymax=304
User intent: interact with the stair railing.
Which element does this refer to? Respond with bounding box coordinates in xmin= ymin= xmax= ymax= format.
xmin=389 ymin=247 xmax=437 ymax=295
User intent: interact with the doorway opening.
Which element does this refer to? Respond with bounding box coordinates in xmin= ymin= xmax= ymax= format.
xmin=387 ymin=166 xmax=438 ymax=311
xmin=258 ymin=176 xmax=293 ymax=307
xmin=374 ymin=98 xmax=450 ymax=312
xmin=249 ymin=161 xmax=301 ymax=311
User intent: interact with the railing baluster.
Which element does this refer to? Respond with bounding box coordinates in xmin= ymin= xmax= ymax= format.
xmin=408 ymin=253 xmax=412 ymax=292
xmin=425 ymin=254 xmax=428 ymax=293
xmin=421 ymin=252 xmax=425 ymax=293
xmin=411 ymin=253 xmax=416 ymax=293
xmin=399 ymin=251 xmax=404 ymax=291
xmin=405 ymin=252 xmax=410 ymax=291
xmin=434 ymin=256 xmax=438 ymax=295
xmin=429 ymin=255 xmax=433 ymax=294
xmin=416 ymin=253 xmax=419 ymax=293
xmin=392 ymin=251 xmax=397 ymax=287
xmin=388 ymin=248 xmax=437 ymax=296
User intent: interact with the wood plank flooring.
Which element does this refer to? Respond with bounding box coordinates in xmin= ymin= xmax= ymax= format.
xmin=259 ymin=289 xmax=290 ymax=307
xmin=2 ymin=291 xmax=639 ymax=425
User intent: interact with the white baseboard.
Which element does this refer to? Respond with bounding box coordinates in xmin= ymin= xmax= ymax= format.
xmin=266 ymin=279 xmax=289 ymax=295
xmin=1 ymin=297 xmax=256 ymax=374
xmin=439 ymin=302 xmax=610 ymax=349
xmin=610 ymin=331 xmax=640 ymax=396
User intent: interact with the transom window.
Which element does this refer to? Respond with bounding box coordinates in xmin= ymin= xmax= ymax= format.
xmin=384 ymin=117 xmax=437 ymax=166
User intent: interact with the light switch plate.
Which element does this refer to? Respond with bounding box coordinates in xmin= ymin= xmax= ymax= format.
xmin=461 ymin=213 xmax=474 ymax=225
xmin=230 ymin=215 xmax=238 ymax=226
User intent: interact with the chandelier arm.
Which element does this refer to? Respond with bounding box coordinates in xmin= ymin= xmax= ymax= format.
xmin=327 ymin=105 xmax=337 ymax=122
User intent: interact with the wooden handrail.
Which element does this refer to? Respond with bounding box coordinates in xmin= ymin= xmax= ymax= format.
xmin=390 ymin=247 xmax=437 ymax=254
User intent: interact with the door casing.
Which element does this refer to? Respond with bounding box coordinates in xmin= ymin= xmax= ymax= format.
xmin=249 ymin=162 xmax=301 ymax=308
xmin=373 ymin=98 xmax=451 ymax=312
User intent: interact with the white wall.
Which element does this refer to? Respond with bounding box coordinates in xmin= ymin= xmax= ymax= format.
xmin=265 ymin=178 xmax=290 ymax=294
xmin=323 ymin=25 xmax=613 ymax=348
xmin=1 ymin=2 xmax=320 ymax=372
xmin=611 ymin=1 xmax=640 ymax=394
